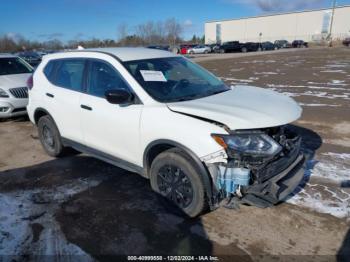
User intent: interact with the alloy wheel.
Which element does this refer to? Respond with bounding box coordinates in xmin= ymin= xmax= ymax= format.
xmin=157 ymin=165 xmax=194 ymax=208
xmin=42 ymin=125 xmax=55 ymax=149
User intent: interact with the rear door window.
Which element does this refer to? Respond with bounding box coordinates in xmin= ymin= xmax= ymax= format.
xmin=51 ymin=59 xmax=86 ymax=92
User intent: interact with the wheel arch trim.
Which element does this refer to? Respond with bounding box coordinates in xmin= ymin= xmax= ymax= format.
xmin=33 ymin=107 xmax=53 ymax=124
xmin=33 ymin=108 xmax=63 ymax=137
xmin=143 ymin=139 xmax=216 ymax=209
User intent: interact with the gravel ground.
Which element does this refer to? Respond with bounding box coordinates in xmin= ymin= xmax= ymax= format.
xmin=0 ymin=47 xmax=349 ymax=261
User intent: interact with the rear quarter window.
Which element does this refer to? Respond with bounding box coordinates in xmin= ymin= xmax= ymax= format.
xmin=43 ymin=61 xmax=55 ymax=80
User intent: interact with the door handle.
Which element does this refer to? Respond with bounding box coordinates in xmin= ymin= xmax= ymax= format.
xmin=46 ymin=93 xmax=54 ymax=98
xmin=81 ymin=105 xmax=93 ymax=111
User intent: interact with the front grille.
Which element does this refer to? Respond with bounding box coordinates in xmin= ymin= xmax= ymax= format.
xmin=9 ymin=87 xmax=28 ymax=99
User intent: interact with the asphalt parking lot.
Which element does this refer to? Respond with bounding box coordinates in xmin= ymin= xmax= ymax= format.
xmin=0 ymin=47 xmax=349 ymax=261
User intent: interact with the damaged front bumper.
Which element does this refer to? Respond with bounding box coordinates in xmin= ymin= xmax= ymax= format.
xmin=240 ymin=153 xmax=304 ymax=208
xmin=207 ymin=126 xmax=305 ymax=208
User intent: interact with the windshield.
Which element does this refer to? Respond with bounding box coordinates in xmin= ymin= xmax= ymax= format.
xmin=0 ymin=57 xmax=33 ymax=75
xmin=123 ymin=57 xmax=230 ymax=102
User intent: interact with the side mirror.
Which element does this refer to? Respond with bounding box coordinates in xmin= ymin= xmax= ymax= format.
xmin=105 ymin=89 xmax=134 ymax=105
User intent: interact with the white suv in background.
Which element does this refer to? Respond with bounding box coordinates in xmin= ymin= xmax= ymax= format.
xmin=0 ymin=54 xmax=33 ymax=119
xmin=27 ymin=48 xmax=304 ymax=217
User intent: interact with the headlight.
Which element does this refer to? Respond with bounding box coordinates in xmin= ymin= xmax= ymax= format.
xmin=212 ymin=132 xmax=282 ymax=156
xmin=0 ymin=88 xmax=9 ymax=98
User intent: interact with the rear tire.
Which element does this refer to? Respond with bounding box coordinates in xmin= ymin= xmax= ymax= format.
xmin=38 ymin=115 xmax=67 ymax=157
xmin=241 ymin=47 xmax=247 ymax=53
xmin=149 ymin=148 xmax=207 ymax=218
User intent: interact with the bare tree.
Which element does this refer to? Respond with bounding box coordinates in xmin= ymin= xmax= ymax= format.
xmin=117 ymin=23 xmax=128 ymax=46
xmin=165 ymin=18 xmax=183 ymax=46
xmin=0 ymin=17 xmax=184 ymax=53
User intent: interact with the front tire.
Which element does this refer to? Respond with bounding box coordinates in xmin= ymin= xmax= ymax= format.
xmin=150 ymin=148 xmax=207 ymax=217
xmin=38 ymin=115 xmax=66 ymax=157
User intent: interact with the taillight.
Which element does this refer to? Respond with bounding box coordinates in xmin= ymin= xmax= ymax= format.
xmin=27 ymin=75 xmax=33 ymax=90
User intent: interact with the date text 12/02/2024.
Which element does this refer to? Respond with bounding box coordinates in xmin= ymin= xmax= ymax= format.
xmin=127 ymin=256 xmax=220 ymax=261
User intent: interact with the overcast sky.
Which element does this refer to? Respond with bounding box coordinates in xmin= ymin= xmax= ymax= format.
xmin=1 ymin=0 xmax=349 ymax=41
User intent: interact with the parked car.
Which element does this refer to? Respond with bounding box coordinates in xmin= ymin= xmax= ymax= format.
xmin=261 ymin=41 xmax=275 ymax=51
xmin=207 ymin=44 xmax=220 ymax=53
xmin=241 ymin=42 xmax=261 ymax=53
xmin=292 ymin=40 xmax=308 ymax=48
xmin=147 ymin=45 xmax=170 ymax=51
xmin=343 ymin=37 xmax=350 ymax=47
xmin=274 ymin=40 xmax=292 ymax=49
xmin=0 ymin=54 xmax=33 ymax=119
xmin=36 ymin=51 xmax=48 ymax=57
xmin=180 ymin=44 xmax=196 ymax=55
xmin=27 ymin=47 xmax=304 ymax=217
xmin=216 ymin=41 xmax=242 ymax=53
xmin=187 ymin=45 xmax=211 ymax=54
xmin=17 ymin=51 xmax=42 ymax=67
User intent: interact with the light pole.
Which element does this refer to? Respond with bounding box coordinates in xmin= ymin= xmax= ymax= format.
xmin=329 ymin=0 xmax=337 ymax=47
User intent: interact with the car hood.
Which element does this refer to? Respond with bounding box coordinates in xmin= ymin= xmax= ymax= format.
xmin=167 ymin=85 xmax=302 ymax=130
xmin=0 ymin=73 xmax=31 ymax=90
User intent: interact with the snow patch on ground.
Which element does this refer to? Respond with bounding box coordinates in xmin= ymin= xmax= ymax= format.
xmin=330 ymin=80 xmax=346 ymax=85
xmin=320 ymin=70 xmax=346 ymax=74
xmin=221 ymin=77 xmax=254 ymax=83
xmin=308 ymin=153 xmax=350 ymax=183
xmin=229 ymin=68 xmax=244 ymax=72
xmin=0 ymin=178 xmax=103 ymax=258
xmin=267 ymin=87 xmax=350 ymax=100
xmin=298 ymin=103 xmax=341 ymax=107
xmin=254 ymin=72 xmax=279 ymax=75
xmin=287 ymin=152 xmax=350 ymax=219
xmin=287 ymin=183 xmax=350 ymax=219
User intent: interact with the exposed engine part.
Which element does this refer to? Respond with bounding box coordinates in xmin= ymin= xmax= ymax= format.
xmin=209 ymin=164 xmax=250 ymax=198
xmin=206 ymin=125 xmax=305 ymax=208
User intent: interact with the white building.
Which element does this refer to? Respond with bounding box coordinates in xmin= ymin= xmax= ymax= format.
xmin=205 ymin=5 xmax=350 ymax=44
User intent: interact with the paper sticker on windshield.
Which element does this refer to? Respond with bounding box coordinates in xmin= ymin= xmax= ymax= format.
xmin=140 ymin=70 xmax=167 ymax=82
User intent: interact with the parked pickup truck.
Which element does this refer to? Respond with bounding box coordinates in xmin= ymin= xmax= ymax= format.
xmin=241 ymin=42 xmax=261 ymax=53
xmin=292 ymin=40 xmax=308 ymax=48
xmin=27 ymin=48 xmax=305 ymax=217
xmin=274 ymin=40 xmax=292 ymax=49
xmin=216 ymin=41 xmax=242 ymax=53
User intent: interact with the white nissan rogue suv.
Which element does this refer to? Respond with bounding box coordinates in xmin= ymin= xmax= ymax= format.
xmin=27 ymin=48 xmax=304 ymax=217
